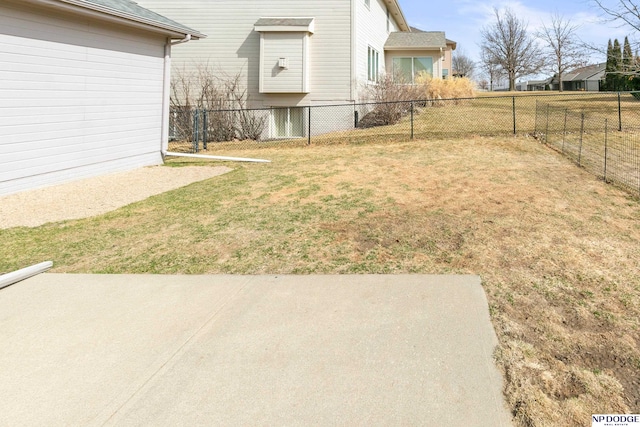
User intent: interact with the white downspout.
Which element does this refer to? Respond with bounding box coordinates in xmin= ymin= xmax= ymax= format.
xmin=0 ymin=261 xmax=53 ymax=290
xmin=161 ymin=34 xmax=192 ymax=157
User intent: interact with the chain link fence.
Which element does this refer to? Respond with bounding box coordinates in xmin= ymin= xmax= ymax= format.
xmin=534 ymin=97 xmax=640 ymax=196
xmin=169 ymin=92 xmax=640 ymax=196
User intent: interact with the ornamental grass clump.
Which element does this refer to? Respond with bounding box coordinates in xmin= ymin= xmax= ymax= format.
xmin=415 ymin=73 xmax=476 ymax=104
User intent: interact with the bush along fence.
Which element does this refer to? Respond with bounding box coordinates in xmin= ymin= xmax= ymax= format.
xmin=534 ymin=100 xmax=640 ymax=197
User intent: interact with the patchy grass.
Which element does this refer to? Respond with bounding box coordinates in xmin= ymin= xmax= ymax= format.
xmin=2 ymin=136 xmax=640 ymax=426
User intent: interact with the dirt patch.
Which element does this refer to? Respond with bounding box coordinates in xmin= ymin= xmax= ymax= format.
xmin=0 ymin=166 xmax=232 ymax=229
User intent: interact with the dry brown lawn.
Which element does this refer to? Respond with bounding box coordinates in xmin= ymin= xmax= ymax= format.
xmin=2 ymin=135 xmax=639 ymax=426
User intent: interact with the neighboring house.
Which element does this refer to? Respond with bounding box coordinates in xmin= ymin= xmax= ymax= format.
xmin=388 ymin=27 xmax=456 ymax=81
xmin=136 ymin=0 xmax=455 ymax=138
xmin=0 ymin=0 xmax=204 ymax=196
xmin=522 ymin=79 xmax=550 ymax=91
xmin=525 ymin=63 xmax=606 ymax=92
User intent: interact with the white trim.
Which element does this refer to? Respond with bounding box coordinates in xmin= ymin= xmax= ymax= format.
xmin=254 ymin=25 xmax=314 ymax=33
xmin=254 ymin=18 xmax=315 ymax=34
xmin=161 ymin=40 xmax=171 ymax=153
xmin=303 ymin=33 xmax=310 ymax=93
xmin=259 ymin=32 xmax=265 ymax=93
xmin=350 ymin=0 xmax=357 ymax=100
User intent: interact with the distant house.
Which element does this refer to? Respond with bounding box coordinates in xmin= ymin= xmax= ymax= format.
xmin=525 ymin=63 xmax=606 ymax=92
xmin=0 ymin=0 xmax=203 ymax=196
xmin=136 ymin=0 xmax=456 ymax=138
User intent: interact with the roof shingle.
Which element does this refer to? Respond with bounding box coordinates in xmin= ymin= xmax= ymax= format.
xmin=71 ymin=0 xmax=204 ymax=37
xmin=385 ymin=31 xmax=448 ymax=50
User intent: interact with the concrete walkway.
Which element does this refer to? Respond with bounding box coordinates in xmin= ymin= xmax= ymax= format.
xmin=0 ymin=274 xmax=512 ymax=426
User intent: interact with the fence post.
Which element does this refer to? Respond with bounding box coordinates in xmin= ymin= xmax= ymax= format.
xmin=410 ymin=101 xmax=414 ymax=139
xmin=604 ymin=118 xmax=608 ymax=182
xmin=203 ymin=110 xmax=208 ymax=150
xmin=534 ymin=100 xmax=538 ymax=134
xmin=562 ymin=109 xmax=567 ymax=153
xmin=308 ymin=106 xmax=311 ymax=146
xmin=578 ymin=112 xmax=584 ymax=166
xmin=192 ymin=108 xmax=199 ymax=153
xmin=545 ymin=104 xmax=550 ymax=143
xmin=512 ymin=96 xmax=516 ymax=135
xmin=354 ymin=110 xmax=359 ymax=128
xmin=618 ymin=92 xmax=622 ymax=131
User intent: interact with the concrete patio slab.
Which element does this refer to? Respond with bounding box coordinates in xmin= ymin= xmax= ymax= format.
xmin=0 ymin=274 xmax=512 ymax=426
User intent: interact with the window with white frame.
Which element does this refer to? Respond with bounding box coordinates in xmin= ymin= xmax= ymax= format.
xmin=272 ymin=107 xmax=304 ymax=138
xmin=392 ymin=57 xmax=433 ymax=83
xmin=367 ymin=46 xmax=379 ymax=83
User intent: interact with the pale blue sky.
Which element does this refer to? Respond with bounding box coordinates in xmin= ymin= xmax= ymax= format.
xmin=398 ymin=0 xmax=633 ymax=78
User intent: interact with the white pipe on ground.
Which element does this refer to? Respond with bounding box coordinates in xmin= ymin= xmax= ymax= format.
xmin=0 ymin=261 xmax=53 ymax=290
xmin=164 ymin=152 xmax=271 ymax=163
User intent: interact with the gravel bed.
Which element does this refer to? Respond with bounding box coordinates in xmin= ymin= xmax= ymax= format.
xmin=0 ymin=166 xmax=232 ymax=229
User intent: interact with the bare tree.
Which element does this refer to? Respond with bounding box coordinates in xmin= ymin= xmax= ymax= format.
xmin=170 ymin=64 xmax=267 ymax=142
xmin=593 ymin=0 xmax=640 ymax=32
xmin=537 ymin=13 xmax=587 ymax=91
xmin=452 ymin=50 xmax=475 ymax=78
xmin=479 ymin=48 xmax=506 ymax=91
xmin=480 ymin=7 xmax=545 ymax=91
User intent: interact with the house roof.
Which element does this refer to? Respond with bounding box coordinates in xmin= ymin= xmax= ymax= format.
xmin=382 ymin=0 xmax=409 ymax=31
xmin=566 ymin=63 xmax=606 ymax=81
xmin=254 ymin=18 xmax=314 ymax=27
xmin=385 ymin=31 xmax=452 ymax=50
xmin=254 ymin=18 xmax=315 ymax=33
xmin=409 ymin=27 xmax=457 ymax=49
xmin=28 ymin=0 xmax=205 ymax=38
xmin=548 ymin=63 xmax=606 ymax=84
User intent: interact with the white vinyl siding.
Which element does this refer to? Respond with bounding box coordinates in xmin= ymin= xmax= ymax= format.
xmin=137 ymin=0 xmax=352 ymax=107
xmin=0 ymin=2 xmax=165 ymax=196
xmin=260 ymin=33 xmax=308 ymax=93
xmin=355 ymin=0 xmax=400 ymax=91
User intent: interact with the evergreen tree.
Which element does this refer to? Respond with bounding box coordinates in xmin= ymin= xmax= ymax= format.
xmin=622 ymin=36 xmax=638 ymax=90
xmin=613 ymin=38 xmax=622 ymax=90
xmin=605 ymin=39 xmax=615 ymax=91
xmin=621 ymin=37 xmax=634 ymax=90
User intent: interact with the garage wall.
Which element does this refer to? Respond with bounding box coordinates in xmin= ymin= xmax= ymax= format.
xmin=0 ymin=2 xmax=166 ymax=196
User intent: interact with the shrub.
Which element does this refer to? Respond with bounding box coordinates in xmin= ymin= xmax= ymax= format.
xmin=170 ymin=64 xmax=266 ymax=142
xmin=358 ymin=73 xmax=422 ymax=128
xmin=415 ymin=74 xmax=476 ymax=104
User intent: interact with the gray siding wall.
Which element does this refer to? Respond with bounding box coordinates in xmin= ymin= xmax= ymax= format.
xmin=0 ymin=2 xmax=165 ymax=196
xmin=137 ymin=0 xmax=353 ymax=107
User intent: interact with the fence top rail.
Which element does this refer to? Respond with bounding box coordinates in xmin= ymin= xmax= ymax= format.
xmin=170 ymin=91 xmax=632 ymax=114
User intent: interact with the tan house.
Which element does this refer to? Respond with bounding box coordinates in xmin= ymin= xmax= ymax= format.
xmin=385 ymin=28 xmax=457 ymax=82
xmin=137 ymin=0 xmax=455 ymax=138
